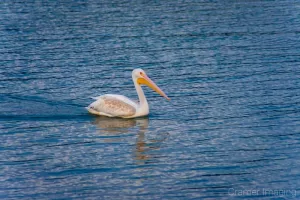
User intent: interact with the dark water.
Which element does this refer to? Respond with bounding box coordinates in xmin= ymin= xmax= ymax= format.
xmin=1 ymin=0 xmax=300 ymax=199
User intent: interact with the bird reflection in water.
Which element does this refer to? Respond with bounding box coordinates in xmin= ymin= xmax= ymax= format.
xmin=92 ymin=117 xmax=169 ymax=164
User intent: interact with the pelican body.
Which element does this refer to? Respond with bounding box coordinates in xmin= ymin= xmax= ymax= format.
xmin=86 ymin=69 xmax=170 ymax=118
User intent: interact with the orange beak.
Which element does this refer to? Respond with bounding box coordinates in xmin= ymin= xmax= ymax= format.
xmin=137 ymin=74 xmax=170 ymax=100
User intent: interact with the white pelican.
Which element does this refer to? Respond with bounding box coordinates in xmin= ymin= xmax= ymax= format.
xmin=86 ymin=68 xmax=170 ymax=118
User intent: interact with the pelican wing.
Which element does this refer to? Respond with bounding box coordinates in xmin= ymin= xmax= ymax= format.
xmin=87 ymin=94 xmax=137 ymax=117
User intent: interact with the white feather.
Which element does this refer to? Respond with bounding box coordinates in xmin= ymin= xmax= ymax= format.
xmin=87 ymin=94 xmax=138 ymax=117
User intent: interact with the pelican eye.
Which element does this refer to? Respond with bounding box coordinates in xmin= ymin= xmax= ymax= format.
xmin=140 ymin=72 xmax=143 ymax=75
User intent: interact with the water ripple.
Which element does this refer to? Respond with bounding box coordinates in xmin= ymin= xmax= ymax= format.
xmin=1 ymin=0 xmax=300 ymax=199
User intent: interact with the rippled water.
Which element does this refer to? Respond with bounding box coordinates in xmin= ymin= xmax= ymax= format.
xmin=1 ymin=0 xmax=300 ymax=199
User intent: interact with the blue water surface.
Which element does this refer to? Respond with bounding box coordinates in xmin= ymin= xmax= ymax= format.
xmin=1 ymin=0 xmax=300 ymax=199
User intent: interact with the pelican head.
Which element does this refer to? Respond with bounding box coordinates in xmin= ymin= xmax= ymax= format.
xmin=132 ymin=68 xmax=170 ymax=100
